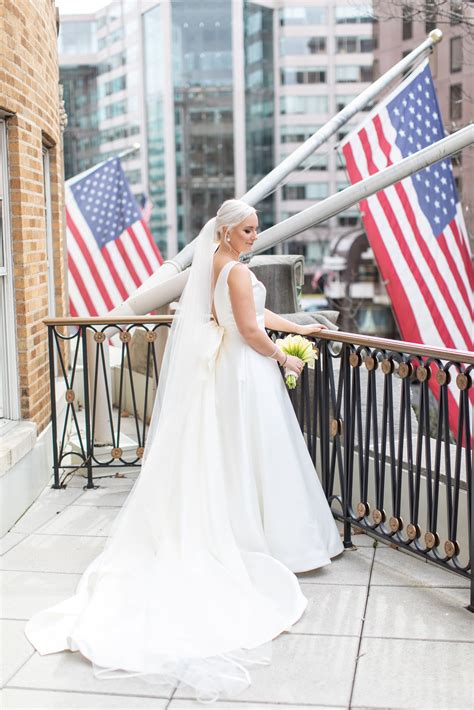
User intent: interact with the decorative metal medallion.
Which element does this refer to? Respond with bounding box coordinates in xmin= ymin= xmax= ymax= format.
xmin=136 ymin=446 xmax=145 ymax=458
xmin=372 ymin=508 xmax=385 ymax=525
xmin=398 ymin=362 xmax=412 ymax=379
xmin=424 ymin=531 xmax=439 ymax=549
xmin=381 ymin=359 xmax=394 ymax=375
xmin=119 ymin=331 xmax=132 ymax=343
xmin=406 ymin=523 xmax=421 ymax=540
xmin=65 ymin=389 xmax=75 ymax=403
xmin=111 ymin=447 xmax=123 ymax=459
xmin=146 ymin=330 xmax=157 ymax=342
xmin=349 ymin=352 xmax=361 ymax=368
xmin=444 ymin=539 xmax=459 ymax=558
xmin=93 ymin=332 xmax=106 ymax=343
xmin=330 ymin=418 xmax=342 ymax=437
xmin=364 ymin=355 xmax=376 ymax=371
xmin=389 ymin=516 xmax=403 ymax=532
xmin=455 ymin=373 xmax=471 ymax=391
xmin=436 ymin=370 xmax=450 ymax=386
xmin=356 ymin=501 xmax=370 ymax=517
xmin=416 ymin=365 xmax=430 ymax=382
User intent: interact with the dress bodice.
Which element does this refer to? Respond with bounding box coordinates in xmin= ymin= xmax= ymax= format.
xmin=213 ymin=260 xmax=267 ymax=333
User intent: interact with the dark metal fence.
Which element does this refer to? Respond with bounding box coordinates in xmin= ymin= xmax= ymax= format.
xmin=46 ymin=317 xmax=473 ymax=611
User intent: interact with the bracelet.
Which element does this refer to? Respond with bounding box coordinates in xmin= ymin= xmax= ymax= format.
xmin=282 ymin=353 xmax=288 ymax=367
xmin=268 ymin=344 xmax=278 ymax=359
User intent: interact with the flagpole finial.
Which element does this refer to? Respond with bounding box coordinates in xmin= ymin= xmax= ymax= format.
xmin=429 ymin=28 xmax=443 ymax=45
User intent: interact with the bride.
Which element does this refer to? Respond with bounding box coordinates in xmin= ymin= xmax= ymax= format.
xmin=25 ymin=199 xmax=344 ymax=703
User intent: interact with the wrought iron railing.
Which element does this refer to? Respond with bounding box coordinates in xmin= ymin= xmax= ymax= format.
xmin=45 ymin=317 xmax=473 ymax=611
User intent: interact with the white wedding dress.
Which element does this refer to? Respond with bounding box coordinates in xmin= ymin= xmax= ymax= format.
xmin=24 ymin=258 xmax=344 ymax=703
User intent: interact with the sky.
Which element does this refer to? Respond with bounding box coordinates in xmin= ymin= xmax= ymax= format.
xmin=55 ymin=0 xmax=111 ymax=14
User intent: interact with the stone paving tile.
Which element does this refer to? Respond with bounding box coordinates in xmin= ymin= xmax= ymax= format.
xmin=64 ymin=472 xmax=139 ymax=488
xmin=297 ymin=546 xmax=374 ymax=586
xmin=6 ymin=651 xmax=176 ymax=700
xmin=351 ymin=637 xmax=474 ymax=709
xmin=1 ymin=688 xmax=168 ymax=708
xmin=0 ymin=532 xmax=28 ymax=556
xmin=0 ymin=570 xmax=81 ymax=620
xmin=290 ymin=583 xmax=366 ymax=637
xmin=371 ymin=547 xmax=470 ymax=588
xmin=169 ymin=702 xmax=346 ymax=709
xmin=0 ymin=620 xmax=35 ymax=687
xmin=9 ymin=488 xmax=84 ymax=535
xmin=35 ymin=505 xmax=119 ymax=537
xmin=72 ymin=486 xmax=132 ymax=508
xmin=0 ymin=534 xmax=106 ymax=574
xmin=363 ymin=585 xmax=474 ymax=642
xmin=174 ymin=634 xmax=359 ymax=707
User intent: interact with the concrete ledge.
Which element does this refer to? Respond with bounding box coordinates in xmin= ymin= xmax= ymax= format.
xmin=0 ymin=379 xmax=67 ymax=536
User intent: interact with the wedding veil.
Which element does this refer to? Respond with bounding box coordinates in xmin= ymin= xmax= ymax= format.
xmin=143 ymin=199 xmax=257 ymax=464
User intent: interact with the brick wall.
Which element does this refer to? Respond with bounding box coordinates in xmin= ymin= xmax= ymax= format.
xmin=0 ymin=0 xmax=67 ymax=432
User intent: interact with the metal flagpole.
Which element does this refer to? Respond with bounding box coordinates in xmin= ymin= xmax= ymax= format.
xmin=110 ymin=30 xmax=443 ymax=317
xmin=119 ymin=124 xmax=474 ymax=311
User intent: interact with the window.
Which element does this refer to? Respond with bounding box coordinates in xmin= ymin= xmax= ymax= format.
xmin=335 ymin=65 xmax=373 ymax=83
xmin=0 ymin=119 xmax=19 ymax=421
xmin=425 ymin=1 xmax=437 ymax=33
xmin=282 ymin=183 xmax=329 ymax=200
xmin=335 ymin=6 xmax=374 ymax=23
xmin=280 ymin=67 xmax=327 ymax=84
xmin=337 ymin=211 xmax=359 ymax=226
xmin=280 ymin=95 xmax=328 ymax=114
xmin=279 ymin=6 xmax=327 ymax=26
xmin=450 ymin=83 xmax=462 ymax=120
xmin=402 ymin=5 xmax=413 ymax=40
xmin=280 ymin=125 xmax=320 ymax=143
xmin=450 ymin=37 xmax=462 ymax=73
xmin=103 ymin=99 xmax=127 ymax=119
xmin=307 ymin=183 xmax=329 ymax=199
xmin=103 ymin=75 xmax=126 ymax=96
xmin=450 ymin=0 xmax=463 ymax=25
xmin=336 ymin=94 xmax=357 ymax=111
xmin=336 ymin=36 xmax=374 ymax=53
xmin=280 ymin=36 xmax=326 ymax=55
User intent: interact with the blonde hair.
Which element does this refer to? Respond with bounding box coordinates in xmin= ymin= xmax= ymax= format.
xmin=214 ymin=199 xmax=257 ymax=243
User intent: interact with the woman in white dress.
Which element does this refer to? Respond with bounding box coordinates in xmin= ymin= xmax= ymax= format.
xmin=25 ymin=199 xmax=344 ymax=703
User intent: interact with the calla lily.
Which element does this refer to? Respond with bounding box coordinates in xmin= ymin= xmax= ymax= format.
xmin=275 ymin=334 xmax=319 ymax=389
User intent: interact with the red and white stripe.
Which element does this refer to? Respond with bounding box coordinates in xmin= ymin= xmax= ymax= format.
xmin=341 ymin=108 xmax=473 ymax=444
xmin=66 ymin=184 xmax=163 ymax=318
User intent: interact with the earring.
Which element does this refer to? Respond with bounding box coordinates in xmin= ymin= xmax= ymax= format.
xmin=225 ymin=232 xmax=230 ymax=242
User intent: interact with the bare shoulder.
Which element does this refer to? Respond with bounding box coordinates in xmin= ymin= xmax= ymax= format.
xmin=227 ymin=262 xmax=252 ymax=289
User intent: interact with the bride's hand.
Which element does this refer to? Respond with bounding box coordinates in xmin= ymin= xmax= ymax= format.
xmin=284 ymin=354 xmax=305 ymax=376
xmin=298 ymin=323 xmax=328 ymax=336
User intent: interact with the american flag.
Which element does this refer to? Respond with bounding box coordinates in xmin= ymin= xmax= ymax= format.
xmin=66 ymin=157 xmax=163 ymax=317
xmin=340 ymin=59 xmax=474 ymax=441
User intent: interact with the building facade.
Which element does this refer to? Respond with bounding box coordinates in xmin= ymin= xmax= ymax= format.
xmin=0 ymin=0 xmax=68 ymax=533
xmin=59 ymin=0 xmax=376 ymax=267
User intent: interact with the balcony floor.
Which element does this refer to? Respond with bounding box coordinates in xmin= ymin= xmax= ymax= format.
xmin=1 ymin=471 xmax=472 ymax=709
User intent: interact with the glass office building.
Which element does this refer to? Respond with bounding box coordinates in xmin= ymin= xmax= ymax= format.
xmin=60 ymin=0 xmax=375 ymax=268
xmin=171 ymin=1 xmax=235 ymax=249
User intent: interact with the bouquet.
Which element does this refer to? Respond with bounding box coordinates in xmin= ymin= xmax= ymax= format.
xmin=275 ymin=334 xmax=319 ymax=389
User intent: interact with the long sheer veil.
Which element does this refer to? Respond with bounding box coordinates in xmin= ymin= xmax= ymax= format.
xmin=142 ymin=215 xmax=218 ymax=466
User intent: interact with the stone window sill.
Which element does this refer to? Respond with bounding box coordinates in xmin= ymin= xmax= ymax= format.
xmin=0 ymin=420 xmax=37 ymax=477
